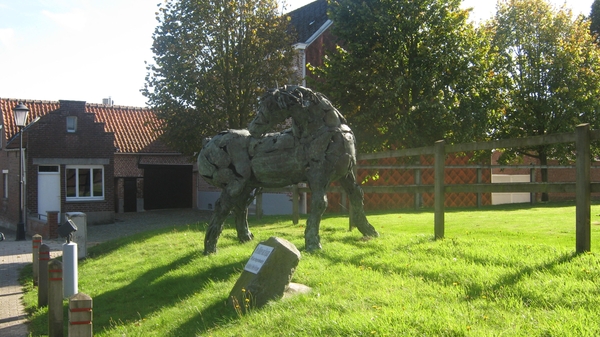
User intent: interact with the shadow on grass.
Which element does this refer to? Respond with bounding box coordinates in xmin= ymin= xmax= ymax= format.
xmin=461 ymin=251 xmax=578 ymax=301
xmin=86 ymin=219 xmax=280 ymax=260
xmin=90 ymin=252 xmax=245 ymax=334
xmin=86 ymin=224 xmax=206 ymax=259
xmin=319 ymin=234 xmax=583 ymax=309
xmin=167 ymin=298 xmax=238 ymax=337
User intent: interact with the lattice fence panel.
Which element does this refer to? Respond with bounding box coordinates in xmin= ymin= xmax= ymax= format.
xmin=326 ymin=153 xmax=491 ymax=212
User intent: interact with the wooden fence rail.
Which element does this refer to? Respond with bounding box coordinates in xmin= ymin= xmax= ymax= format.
xmin=258 ymin=123 xmax=596 ymax=253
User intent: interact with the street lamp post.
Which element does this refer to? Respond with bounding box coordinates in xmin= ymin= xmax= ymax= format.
xmin=13 ymin=102 xmax=29 ymax=241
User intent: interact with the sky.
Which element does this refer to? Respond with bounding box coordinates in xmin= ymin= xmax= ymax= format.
xmin=0 ymin=0 xmax=595 ymax=108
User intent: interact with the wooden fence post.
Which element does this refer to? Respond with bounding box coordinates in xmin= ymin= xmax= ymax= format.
xmin=576 ymin=123 xmax=591 ymax=253
xmin=341 ymin=190 xmax=347 ymax=214
xmin=32 ymin=234 xmax=42 ymax=286
xmin=476 ymin=167 xmax=482 ymax=208
xmin=349 ymin=165 xmax=358 ymax=229
xmin=292 ymin=184 xmax=299 ymax=225
xmin=69 ymin=292 xmax=93 ymax=337
xmin=434 ymin=140 xmax=445 ymax=239
xmin=530 ymin=164 xmax=536 ymax=205
xmin=38 ymin=244 xmax=50 ymax=307
xmin=414 ymin=168 xmax=421 ymax=210
xmin=48 ymin=259 xmax=64 ymax=337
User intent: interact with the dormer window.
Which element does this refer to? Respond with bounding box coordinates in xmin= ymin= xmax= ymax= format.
xmin=66 ymin=116 xmax=77 ymax=133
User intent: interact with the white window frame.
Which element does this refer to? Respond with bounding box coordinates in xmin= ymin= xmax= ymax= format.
xmin=66 ymin=116 xmax=77 ymax=133
xmin=66 ymin=165 xmax=104 ymax=201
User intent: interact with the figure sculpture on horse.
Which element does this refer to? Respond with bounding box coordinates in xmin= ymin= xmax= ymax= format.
xmin=198 ymin=85 xmax=379 ymax=254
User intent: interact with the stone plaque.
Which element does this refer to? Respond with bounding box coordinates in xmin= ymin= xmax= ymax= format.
xmin=229 ymin=237 xmax=306 ymax=312
xmin=244 ymin=244 xmax=274 ymax=274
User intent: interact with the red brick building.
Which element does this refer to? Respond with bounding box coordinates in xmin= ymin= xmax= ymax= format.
xmin=288 ymin=0 xmax=336 ymax=85
xmin=0 ymin=99 xmax=194 ymax=237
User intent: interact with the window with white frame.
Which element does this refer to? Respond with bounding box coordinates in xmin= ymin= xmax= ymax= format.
xmin=66 ymin=166 xmax=104 ymax=200
xmin=66 ymin=116 xmax=77 ymax=133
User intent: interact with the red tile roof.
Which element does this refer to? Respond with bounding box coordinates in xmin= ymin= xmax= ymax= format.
xmin=0 ymin=98 xmax=175 ymax=154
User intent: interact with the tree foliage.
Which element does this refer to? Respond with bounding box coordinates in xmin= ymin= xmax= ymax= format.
xmin=489 ymin=0 xmax=600 ymax=199
xmin=309 ymin=0 xmax=498 ymax=152
xmin=143 ymin=0 xmax=297 ymax=156
xmin=489 ymin=0 xmax=600 ymax=160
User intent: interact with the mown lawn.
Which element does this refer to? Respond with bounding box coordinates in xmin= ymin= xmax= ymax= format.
xmin=21 ymin=202 xmax=600 ymax=336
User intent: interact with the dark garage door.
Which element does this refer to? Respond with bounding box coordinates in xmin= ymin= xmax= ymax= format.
xmin=143 ymin=165 xmax=192 ymax=210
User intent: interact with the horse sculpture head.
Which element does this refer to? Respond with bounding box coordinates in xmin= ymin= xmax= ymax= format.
xmin=249 ymin=86 xmax=348 ymax=139
xmin=248 ymin=86 xmax=306 ymax=138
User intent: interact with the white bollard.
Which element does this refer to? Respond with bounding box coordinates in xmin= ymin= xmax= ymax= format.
xmin=62 ymin=242 xmax=78 ymax=298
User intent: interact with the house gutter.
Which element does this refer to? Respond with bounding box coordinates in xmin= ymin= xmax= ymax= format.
xmin=292 ymin=19 xmax=333 ymax=86
xmin=305 ymin=19 xmax=333 ymax=47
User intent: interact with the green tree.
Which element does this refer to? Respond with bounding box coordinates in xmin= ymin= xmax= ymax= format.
xmin=489 ymin=0 xmax=600 ymax=200
xmin=309 ymin=0 xmax=498 ymax=152
xmin=143 ymin=0 xmax=297 ymax=156
xmin=591 ymin=0 xmax=600 ymax=41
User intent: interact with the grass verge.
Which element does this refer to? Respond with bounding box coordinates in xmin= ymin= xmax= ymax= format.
xmin=21 ymin=202 xmax=600 ymax=336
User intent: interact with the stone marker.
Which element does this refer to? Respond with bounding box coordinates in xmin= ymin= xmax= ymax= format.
xmin=69 ymin=292 xmax=93 ymax=337
xmin=229 ymin=237 xmax=308 ymax=312
xmin=38 ymin=244 xmax=50 ymax=307
xmin=32 ymin=234 xmax=42 ymax=286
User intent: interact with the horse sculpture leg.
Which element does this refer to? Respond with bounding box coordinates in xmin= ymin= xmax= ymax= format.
xmin=305 ymin=177 xmax=329 ymax=252
xmin=339 ymin=173 xmax=379 ymax=238
xmin=204 ymin=192 xmax=234 ymax=255
xmin=204 ymin=187 xmax=256 ymax=255
xmin=232 ymin=187 xmax=260 ymax=243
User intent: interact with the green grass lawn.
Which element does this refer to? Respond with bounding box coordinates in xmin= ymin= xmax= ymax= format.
xmin=21 ymin=202 xmax=600 ymax=336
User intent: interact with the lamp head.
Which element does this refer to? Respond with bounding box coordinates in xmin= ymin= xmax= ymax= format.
xmin=59 ymin=219 xmax=78 ymax=243
xmin=13 ymin=102 xmax=29 ymax=127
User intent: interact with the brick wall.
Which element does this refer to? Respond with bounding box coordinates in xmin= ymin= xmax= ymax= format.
xmin=25 ymin=100 xmax=115 ymax=222
xmin=304 ymin=27 xmax=336 ymax=80
xmin=114 ymin=155 xmax=143 ymax=177
xmin=0 ymin=150 xmax=24 ymax=225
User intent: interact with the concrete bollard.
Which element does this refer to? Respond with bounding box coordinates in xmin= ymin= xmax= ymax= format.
xmin=32 ymin=234 xmax=42 ymax=286
xmin=62 ymin=242 xmax=78 ymax=298
xmin=38 ymin=244 xmax=50 ymax=307
xmin=48 ymin=259 xmax=64 ymax=337
xmin=69 ymin=292 xmax=93 ymax=337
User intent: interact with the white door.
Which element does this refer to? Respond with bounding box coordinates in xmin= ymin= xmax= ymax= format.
xmin=38 ymin=166 xmax=60 ymax=220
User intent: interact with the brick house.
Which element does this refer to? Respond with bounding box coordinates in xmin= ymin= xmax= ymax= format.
xmin=0 ymin=99 xmax=194 ymax=237
xmin=288 ymin=0 xmax=335 ymax=85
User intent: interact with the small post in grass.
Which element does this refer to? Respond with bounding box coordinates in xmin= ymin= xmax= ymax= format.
xmin=69 ymin=292 xmax=93 ymax=337
xmin=48 ymin=259 xmax=63 ymax=337
xmin=32 ymin=234 xmax=42 ymax=286
xmin=38 ymin=244 xmax=50 ymax=307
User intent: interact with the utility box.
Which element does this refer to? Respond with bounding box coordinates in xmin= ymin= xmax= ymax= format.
xmin=65 ymin=212 xmax=87 ymax=259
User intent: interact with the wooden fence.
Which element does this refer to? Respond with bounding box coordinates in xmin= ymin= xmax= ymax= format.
xmin=257 ymin=123 xmax=597 ymax=253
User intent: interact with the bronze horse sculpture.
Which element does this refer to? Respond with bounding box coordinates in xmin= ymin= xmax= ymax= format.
xmin=198 ymin=86 xmax=379 ymax=254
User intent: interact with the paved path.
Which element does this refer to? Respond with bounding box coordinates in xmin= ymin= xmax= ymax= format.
xmin=0 ymin=209 xmax=211 ymax=337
